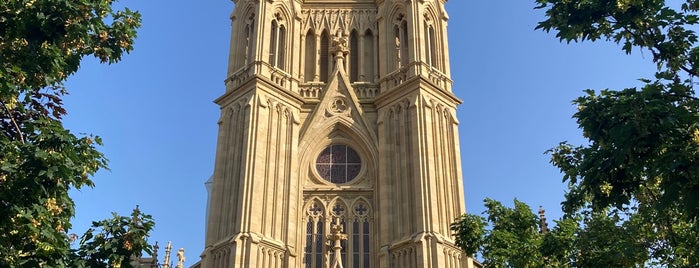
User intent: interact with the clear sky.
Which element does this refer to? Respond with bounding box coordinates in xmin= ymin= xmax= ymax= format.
xmin=63 ymin=0 xmax=657 ymax=263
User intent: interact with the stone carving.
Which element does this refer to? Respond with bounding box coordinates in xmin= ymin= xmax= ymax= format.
xmin=326 ymin=218 xmax=348 ymax=268
xmin=330 ymin=98 xmax=347 ymax=113
xmin=331 ymin=31 xmax=350 ymax=55
xmin=301 ymin=9 xmax=377 ymax=34
xmin=176 ymin=248 xmax=185 ymax=268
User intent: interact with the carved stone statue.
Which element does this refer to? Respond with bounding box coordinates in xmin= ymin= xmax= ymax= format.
xmin=176 ymin=248 xmax=185 ymax=268
xmin=331 ymin=31 xmax=350 ymax=56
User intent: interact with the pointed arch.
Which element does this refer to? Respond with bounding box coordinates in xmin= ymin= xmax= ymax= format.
xmin=350 ymin=29 xmax=359 ymax=82
xmin=269 ymin=20 xmax=279 ymax=66
xmin=302 ymin=198 xmax=326 ymax=268
xmin=388 ymin=5 xmax=409 ymax=71
xmin=428 ymin=25 xmax=437 ymax=67
xmin=349 ymin=197 xmax=372 ymax=267
xmin=269 ymin=6 xmax=291 ymax=72
xmin=393 ymin=24 xmax=401 ymax=70
xmin=230 ymin=4 xmax=256 ymax=71
xmin=423 ymin=6 xmax=441 ymax=70
xmin=303 ymin=197 xmax=327 ymax=219
xmin=244 ymin=23 xmax=253 ymax=64
xmin=329 ymin=197 xmax=349 ymax=218
xmin=363 ymin=29 xmax=375 ymax=82
xmin=278 ymin=24 xmax=287 ymax=69
xmin=304 ymin=29 xmax=317 ymax=82
xmin=320 ymin=30 xmax=330 ymax=82
xmin=400 ymin=20 xmax=409 ymax=68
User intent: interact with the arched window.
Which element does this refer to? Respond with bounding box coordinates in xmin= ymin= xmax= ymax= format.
xmin=352 ymin=201 xmax=371 ymax=267
xmin=303 ymin=201 xmax=325 ymax=268
xmin=278 ymin=25 xmax=286 ymax=69
xmin=392 ymin=15 xmax=409 ymax=71
xmin=320 ymin=30 xmax=330 ymax=82
xmin=304 ymin=30 xmax=316 ymax=82
xmin=363 ymin=29 xmax=375 ymax=82
xmin=269 ymin=17 xmax=286 ymax=71
xmin=429 ymin=25 xmax=437 ymax=68
xmin=234 ymin=13 xmax=255 ymax=70
xmin=350 ymin=30 xmax=359 ymax=82
xmin=303 ymin=198 xmax=372 ymax=268
xmin=269 ymin=21 xmax=278 ymax=66
xmin=400 ymin=21 xmax=409 ymax=68
xmin=424 ymin=15 xmax=438 ymax=69
xmin=244 ymin=23 xmax=253 ymax=65
xmin=393 ymin=25 xmax=401 ymax=70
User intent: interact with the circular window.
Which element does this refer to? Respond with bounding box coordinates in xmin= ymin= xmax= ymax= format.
xmin=315 ymin=144 xmax=362 ymax=184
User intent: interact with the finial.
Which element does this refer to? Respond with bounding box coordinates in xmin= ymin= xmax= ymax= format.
xmin=162 ymin=241 xmax=172 ymax=268
xmin=132 ymin=205 xmax=140 ymax=225
xmin=153 ymin=241 xmax=159 ymax=261
xmin=327 ymin=217 xmax=348 ymax=268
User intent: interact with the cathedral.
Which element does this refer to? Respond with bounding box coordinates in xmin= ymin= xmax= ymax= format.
xmin=194 ymin=0 xmax=476 ymax=267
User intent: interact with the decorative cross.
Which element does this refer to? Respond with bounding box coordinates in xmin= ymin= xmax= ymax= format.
xmin=354 ymin=204 xmax=368 ymax=216
xmin=309 ymin=203 xmax=322 ymax=216
xmin=332 ymin=203 xmax=345 ymax=216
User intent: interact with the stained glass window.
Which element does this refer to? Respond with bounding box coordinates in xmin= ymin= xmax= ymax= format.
xmin=316 ymin=144 xmax=361 ymax=183
xmin=303 ymin=199 xmax=372 ymax=268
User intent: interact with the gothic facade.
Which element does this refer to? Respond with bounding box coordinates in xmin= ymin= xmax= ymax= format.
xmin=196 ymin=0 xmax=475 ymax=267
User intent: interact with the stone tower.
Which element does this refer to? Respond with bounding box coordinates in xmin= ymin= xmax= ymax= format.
xmin=198 ymin=0 xmax=475 ymax=267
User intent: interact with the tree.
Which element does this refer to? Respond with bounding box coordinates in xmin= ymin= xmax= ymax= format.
xmin=452 ymin=199 xmax=543 ymax=268
xmin=68 ymin=207 xmax=155 ymax=268
xmin=453 ymin=0 xmax=699 ymax=266
xmin=0 ymin=0 xmax=144 ymax=266
xmin=537 ymin=0 xmax=699 ymax=265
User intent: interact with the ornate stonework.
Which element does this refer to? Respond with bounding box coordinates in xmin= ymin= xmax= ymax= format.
xmin=196 ymin=0 xmax=477 ymax=267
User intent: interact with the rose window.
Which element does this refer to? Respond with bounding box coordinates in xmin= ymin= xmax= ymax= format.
xmin=315 ymin=144 xmax=361 ymax=184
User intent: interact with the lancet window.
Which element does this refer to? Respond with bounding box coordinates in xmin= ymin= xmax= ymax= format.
xmin=424 ymin=13 xmax=439 ymax=70
xmin=350 ymin=30 xmax=359 ymax=82
xmin=304 ymin=29 xmax=317 ymax=82
xmin=363 ymin=29 xmax=375 ymax=83
xmin=320 ymin=30 xmax=330 ymax=82
xmin=232 ymin=13 xmax=255 ymax=70
xmin=303 ymin=198 xmax=372 ymax=268
xmin=244 ymin=16 xmax=255 ymax=66
xmin=269 ymin=14 xmax=287 ymax=71
xmin=393 ymin=14 xmax=409 ymax=71
xmin=304 ymin=201 xmax=325 ymax=268
xmin=401 ymin=21 xmax=409 ymax=68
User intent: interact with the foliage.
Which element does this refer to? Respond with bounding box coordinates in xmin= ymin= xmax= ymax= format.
xmin=452 ymin=199 xmax=543 ymax=268
xmin=539 ymin=217 xmax=577 ymax=267
xmin=574 ymin=212 xmax=647 ymax=267
xmin=535 ymin=0 xmax=699 ymax=265
xmin=0 ymin=0 xmax=142 ymax=266
xmin=454 ymin=0 xmax=699 ymax=266
xmin=451 ymin=214 xmax=485 ymax=256
xmin=453 ymin=203 xmax=651 ymax=267
xmin=68 ymin=207 xmax=155 ymax=268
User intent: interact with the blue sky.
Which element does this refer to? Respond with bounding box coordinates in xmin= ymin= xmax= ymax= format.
xmin=63 ymin=0 xmax=657 ymax=263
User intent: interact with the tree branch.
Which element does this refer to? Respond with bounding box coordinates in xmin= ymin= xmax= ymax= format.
xmin=0 ymin=100 xmax=25 ymax=143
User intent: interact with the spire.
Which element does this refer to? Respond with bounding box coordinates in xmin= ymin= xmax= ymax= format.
xmin=163 ymin=241 xmax=172 ymax=268
xmin=539 ymin=206 xmax=549 ymax=234
xmin=152 ymin=241 xmax=159 ymax=264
